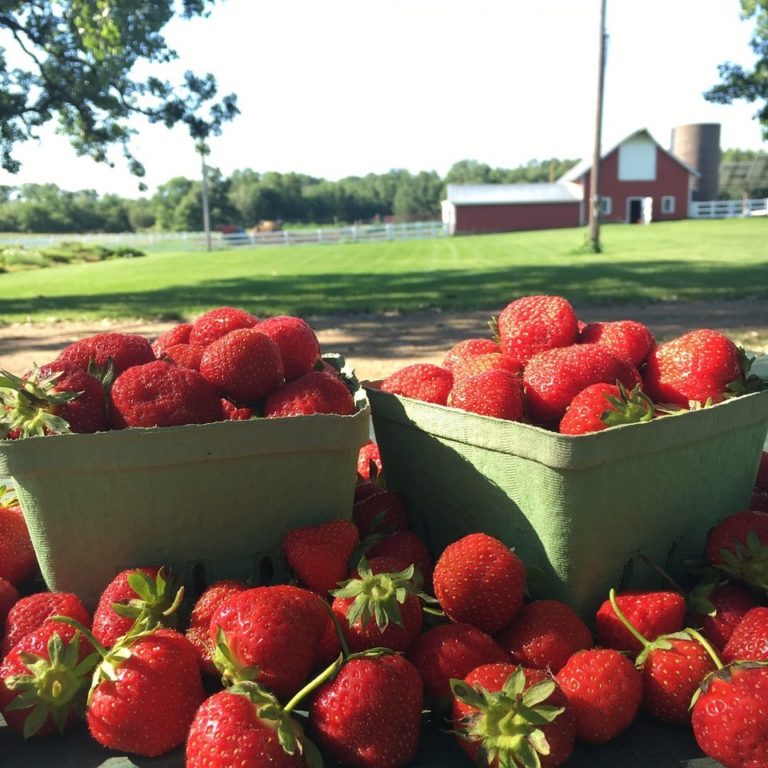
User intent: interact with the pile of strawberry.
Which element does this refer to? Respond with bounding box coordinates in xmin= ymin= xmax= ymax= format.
xmin=376 ymin=294 xmax=764 ymax=434
xmin=1 ymin=451 xmax=768 ymax=768
xmin=0 ymin=306 xmax=359 ymax=439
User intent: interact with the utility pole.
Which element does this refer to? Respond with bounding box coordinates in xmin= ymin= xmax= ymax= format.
xmin=198 ymin=140 xmax=212 ymax=252
xmin=588 ymin=0 xmax=608 ymax=253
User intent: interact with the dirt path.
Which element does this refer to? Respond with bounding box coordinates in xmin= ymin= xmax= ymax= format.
xmin=1 ymin=298 xmax=767 ymax=382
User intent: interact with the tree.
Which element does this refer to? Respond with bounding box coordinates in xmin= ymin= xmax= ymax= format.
xmin=0 ymin=1 xmax=238 ymax=188
xmin=705 ymin=0 xmax=768 ymax=139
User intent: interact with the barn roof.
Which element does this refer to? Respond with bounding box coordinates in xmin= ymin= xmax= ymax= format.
xmin=559 ymin=128 xmax=700 ymax=182
xmin=445 ymin=182 xmax=583 ymax=205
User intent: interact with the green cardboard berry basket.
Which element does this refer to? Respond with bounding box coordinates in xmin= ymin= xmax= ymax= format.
xmin=0 ymin=400 xmax=370 ymax=610
xmin=366 ymin=385 xmax=768 ymax=620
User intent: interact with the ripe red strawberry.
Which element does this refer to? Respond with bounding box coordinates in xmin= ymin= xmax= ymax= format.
xmin=705 ymin=509 xmax=768 ymax=590
xmin=283 ymin=518 xmax=360 ymax=595
xmin=151 ymin=323 xmax=193 ymax=357
xmin=200 ymin=328 xmax=285 ymax=403
xmin=189 ymin=306 xmax=259 ymax=346
xmin=2 ymin=591 xmax=90 ymax=656
xmin=220 ymin=398 xmax=255 ymax=420
xmin=407 ymin=622 xmax=509 ymax=702
xmin=0 ymin=620 xmax=96 ymax=737
xmin=210 ymin=584 xmax=334 ymax=700
xmin=380 ymin=363 xmax=454 ymax=405
xmin=0 ymin=576 xmax=19 ymax=630
xmin=0 ymin=495 xmax=37 ymax=586
xmin=442 ymin=338 xmax=501 ymax=371
xmin=55 ymin=332 xmax=155 ymax=375
xmin=309 ymin=652 xmax=423 ymax=768
xmin=451 ymin=663 xmax=576 ymax=768
xmin=162 ymin=342 xmax=206 ymax=370
xmin=495 ymin=599 xmax=594 ymax=673
xmin=331 ymin=557 xmax=423 ymax=653
xmin=186 ymin=684 xmax=309 ymax=768
xmin=185 ymin=579 xmax=248 ymax=676
xmin=555 ymin=648 xmax=643 ymax=743
xmin=558 ymin=381 xmax=654 ymax=435
xmin=432 ymin=532 xmax=526 ymax=634
xmin=448 ymin=368 xmax=525 ymax=421
xmin=367 ymin=529 xmax=435 ymax=593
xmin=642 ymin=328 xmax=745 ymax=407
xmin=352 ymin=489 xmax=409 ymax=538
xmin=595 ymin=589 xmax=686 ymax=656
xmin=91 ymin=566 xmax=180 ymax=649
xmin=357 ymin=440 xmax=383 ymax=481
xmin=87 ymin=627 xmax=205 ymax=757
xmin=722 ymin=607 xmax=768 ymax=663
xmin=449 ymin=352 xmax=521 ymax=384
xmin=692 ymin=661 xmax=768 ymax=768
xmin=688 ymin=581 xmax=759 ymax=651
xmin=496 ymin=295 xmax=579 ymax=367
xmin=257 ymin=315 xmax=322 ymax=382
xmin=109 ymin=359 xmax=222 ymax=428
xmin=524 ymin=344 xmax=640 ymax=426
xmin=578 ymin=319 xmax=655 ymax=367
xmin=264 ymin=370 xmax=356 ymax=417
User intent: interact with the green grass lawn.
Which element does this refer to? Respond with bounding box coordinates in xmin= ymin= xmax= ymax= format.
xmin=0 ymin=219 xmax=766 ymax=323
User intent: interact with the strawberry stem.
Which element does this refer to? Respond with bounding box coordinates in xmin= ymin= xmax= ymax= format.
xmin=686 ymin=627 xmax=725 ymax=671
xmin=50 ymin=616 xmax=108 ymax=659
xmin=608 ymin=588 xmax=650 ymax=651
xmin=283 ymin=653 xmax=344 ymax=714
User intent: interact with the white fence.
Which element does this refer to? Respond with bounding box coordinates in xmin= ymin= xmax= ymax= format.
xmin=690 ymin=198 xmax=768 ymax=219
xmin=0 ymin=220 xmax=448 ymax=253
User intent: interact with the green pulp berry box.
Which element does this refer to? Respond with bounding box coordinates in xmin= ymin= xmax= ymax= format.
xmin=366 ymin=386 xmax=768 ymax=619
xmin=0 ymin=402 xmax=370 ymax=610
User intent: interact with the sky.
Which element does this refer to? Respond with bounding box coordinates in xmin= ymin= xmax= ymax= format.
xmin=0 ymin=0 xmax=766 ymax=198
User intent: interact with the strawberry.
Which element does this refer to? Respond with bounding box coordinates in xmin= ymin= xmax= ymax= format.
xmin=442 ymin=338 xmax=501 ymax=371
xmin=109 ymin=359 xmax=222 ymax=428
xmin=283 ymin=518 xmax=360 ymax=595
xmin=606 ymin=588 xmax=716 ymax=724
xmin=331 ymin=557 xmax=423 ymax=653
xmin=91 ymin=566 xmax=181 ymax=649
xmin=87 ymin=626 xmax=205 ymax=757
xmin=185 ymin=578 xmax=248 ymax=676
xmin=451 ymin=663 xmax=576 ymax=768
xmin=595 ymin=589 xmax=686 ymax=656
xmin=366 ymin=529 xmax=435 ymax=593
xmin=257 ymin=315 xmax=322 ymax=382
xmin=0 ymin=620 xmax=96 ymax=737
xmin=380 ymin=363 xmax=454 ymax=405
xmin=264 ymin=370 xmax=356 ymax=417
xmin=705 ymin=509 xmax=768 ymax=590
xmin=447 ymin=368 xmax=525 ymax=421
xmin=578 ymin=319 xmax=655 ymax=367
xmin=189 ymin=306 xmax=259 ymax=346
xmin=151 ymin=322 xmax=193 ymax=357
xmin=210 ymin=584 xmax=335 ymax=700
xmin=0 ymin=576 xmax=19 ymax=631
xmin=161 ymin=342 xmax=206 ymax=370
xmin=449 ymin=352 xmax=521 ymax=384
xmin=688 ymin=581 xmax=759 ymax=651
xmin=55 ymin=332 xmax=155 ymax=375
xmin=523 ymin=344 xmax=640 ymax=427
xmin=642 ymin=328 xmax=745 ymax=407
xmin=200 ymin=328 xmax=285 ymax=403
xmin=558 ymin=381 xmax=654 ymax=435
xmin=432 ymin=532 xmax=526 ymax=634
xmin=555 ymin=648 xmax=643 ymax=743
xmin=2 ymin=591 xmax=90 ymax=657
xmin=495 ymin=599 xmax=594 ymax=673
xmin=352 ymin=489 xmax=409 ymax=538
xmin=0 ymin=494 xmax=37 ymax=586
xmin=357 ymin=439 xmax=383 ymax=481
xmin=220 ymin=397 xmax=255 ymax=420
xmin=751 ymin=489 xmax=768 ymax=511
xmin=722 ymin=607 xmax=768 ymax=663
xmin=309 ymin=651 xmax=423 ymax=768
xmin=495 ymin=295 xmax=579 ymax=367
xmin=407 ymin=622 xmax=509 ymax=703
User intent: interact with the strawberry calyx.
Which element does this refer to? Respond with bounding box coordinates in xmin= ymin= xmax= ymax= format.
xmin=4 ymin=630 xmax=99 ymax=738
xmin=212 ymin=625 xmax=261 ymax=687
xmin=600 ymin=382 xmax=654 ymax=428
xmin=450 ymin=666 xmax=564 ymax=768
xmin=715 ymin=530 xmax=768 ymax=591
xmin=110 ymin=567 xmax=185 ymax=631
xmin=320 ymin=353 xmax=360 ymax=397
xmin=725 ymin=349 xmax=766 ymax=398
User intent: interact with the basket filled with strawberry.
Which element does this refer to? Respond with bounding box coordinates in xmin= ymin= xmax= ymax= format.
xmin=0 ymin=307 xmax=370 ymax=609
xmin=365 ymin=294 xmax=768 ymax=618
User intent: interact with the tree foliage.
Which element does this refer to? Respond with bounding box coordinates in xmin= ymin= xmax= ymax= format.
xmin=0 ymin=0 xmax=238 ymax=186
xmin=705 ymin=0 xmax=768 ymax=138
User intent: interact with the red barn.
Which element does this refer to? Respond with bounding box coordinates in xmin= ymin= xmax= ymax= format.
xmin=442 ymin=128 xmax=700 ymax=235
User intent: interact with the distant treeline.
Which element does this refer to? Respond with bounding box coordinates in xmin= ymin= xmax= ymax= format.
xmin=0 ymin=158 xmax=579 ymax=234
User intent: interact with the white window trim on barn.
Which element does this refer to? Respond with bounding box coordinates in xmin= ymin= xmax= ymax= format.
xmin=600 ymin=196 xmax=612 ymax=215
xmin=661 ymin=195 xmax=676 ymax=214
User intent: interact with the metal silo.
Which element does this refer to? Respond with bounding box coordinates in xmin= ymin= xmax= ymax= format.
xmin=671 ymin=123 xmax=721 ymax=201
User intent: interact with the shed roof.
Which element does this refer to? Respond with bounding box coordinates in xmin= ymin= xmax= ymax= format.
xmin=446 ymin=182 xmax=583 ymax=205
